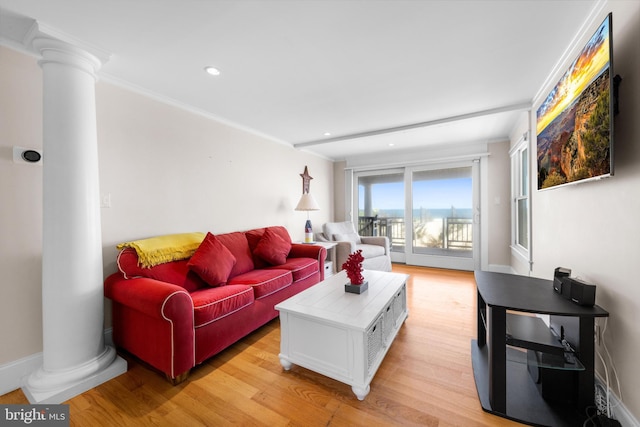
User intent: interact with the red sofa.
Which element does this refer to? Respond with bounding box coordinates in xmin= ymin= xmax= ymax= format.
xmin=104 ymin=226 xmax=325 ymax=383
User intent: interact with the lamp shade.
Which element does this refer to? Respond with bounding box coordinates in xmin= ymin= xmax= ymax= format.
xmin=295 ymin=193 xmax=320 ymax=211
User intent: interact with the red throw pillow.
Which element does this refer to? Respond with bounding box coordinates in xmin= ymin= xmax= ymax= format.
xmin=187 ymin=232 xmax=237 ymax=286
xmin=253 ymin=227 xmax=291 ymax=265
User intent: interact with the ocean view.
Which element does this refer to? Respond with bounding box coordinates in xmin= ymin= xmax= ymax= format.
xmin=362 ymin=208 xmax=473 ymax=220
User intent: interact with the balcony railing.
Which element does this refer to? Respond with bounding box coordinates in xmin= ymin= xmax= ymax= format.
xmin=358 ymin=216 xmax=378 ymax=236
xmin=443 ymin=217 xmax=473 ymax=250
xmin=359 ymin=216 xmax=473 ymax=251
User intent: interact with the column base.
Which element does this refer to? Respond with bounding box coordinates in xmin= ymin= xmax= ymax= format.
xmin=22 ymin=346 xmax=127 ymax=404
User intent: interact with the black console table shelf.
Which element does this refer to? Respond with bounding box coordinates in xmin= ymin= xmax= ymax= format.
xmin=506 ymin=313 xmax=564 ymax=355
xmin=472 ymin=271 xmax=608 ymax=427
xmin=506 ymin=313 xmax=584 ymax=371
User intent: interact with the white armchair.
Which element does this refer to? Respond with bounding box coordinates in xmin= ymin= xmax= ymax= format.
xmin=317 ymin=221 xmax=392 ymax=272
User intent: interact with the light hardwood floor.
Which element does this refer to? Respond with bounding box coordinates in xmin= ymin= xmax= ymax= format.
xmin=1 ymin=265 xmax=523 ymax=426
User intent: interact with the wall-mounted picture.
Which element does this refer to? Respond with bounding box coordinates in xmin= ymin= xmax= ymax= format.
xmin=536 ymin=14 xmax=614 ymax=190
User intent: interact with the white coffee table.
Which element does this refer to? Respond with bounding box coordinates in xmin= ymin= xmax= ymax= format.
xmin=275 ymin=270 xmax=409 ymax=400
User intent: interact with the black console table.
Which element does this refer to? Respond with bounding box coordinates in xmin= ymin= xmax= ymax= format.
xmin=472 ymin=271 xmax=609 ymax=426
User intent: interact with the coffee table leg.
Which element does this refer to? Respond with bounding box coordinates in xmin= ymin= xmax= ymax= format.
xmin=352 ymin=384 xmax=370 ymax=400
xmin=279 ymin=356 xmax=292 ymax=371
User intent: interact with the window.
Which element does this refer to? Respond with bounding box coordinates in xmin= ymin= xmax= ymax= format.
xmin=510 ymin=134 xmax=530 ymax=261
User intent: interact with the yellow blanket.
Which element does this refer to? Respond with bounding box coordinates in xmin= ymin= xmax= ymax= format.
xmin=117 ymin=232 xmax=206 ymax=268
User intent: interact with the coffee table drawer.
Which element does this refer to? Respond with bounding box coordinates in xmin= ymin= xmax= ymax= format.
xmin=367 ymin=314 xmax=384 ymax=373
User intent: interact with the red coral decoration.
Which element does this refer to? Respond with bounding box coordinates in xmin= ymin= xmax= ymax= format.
xmin=342 ymin=249 xmax=365 ymax=285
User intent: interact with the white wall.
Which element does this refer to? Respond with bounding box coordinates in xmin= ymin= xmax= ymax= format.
xmin=528 ymin=1 xmax=640 ymax=422
xmin=332 ymin=160 xmax=347 ymax=221
xmin=96 ymin=83 xmax=333 ymax=276
xmin=0 ymin=45 xmax=333 ymax=369
xmin=485 ymin=140 xmax=511 ymax=270
xmin=0 ymin=46 xmax=44 ymax=367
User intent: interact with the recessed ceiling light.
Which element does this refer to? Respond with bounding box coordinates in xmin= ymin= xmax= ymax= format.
xmin=324 ymin=132 xmax=331 ymax=136
xmin=204 ymin=66 xmax=221 ymax=76
xmin=388 ymin=143 xmax=395 ymax=147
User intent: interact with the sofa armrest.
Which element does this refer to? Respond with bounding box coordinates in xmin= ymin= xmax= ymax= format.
xmin=334 ymin=240 xmax=356 ymax=271
xmin=289 ymin=243 xmax=326 ymax=261
xmin=288 ymin=243 xmax=326 ymax=279
xmin=104 ymin=272 xmax=195 ymax=379
xmin=361 ymin=236 xmax=390 ymax=255
xmin=105 ymin=273 xmax=194 ymax=320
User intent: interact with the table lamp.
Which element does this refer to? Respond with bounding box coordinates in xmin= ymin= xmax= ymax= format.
xmin=295 ymin=192 xmax=319 ymax=243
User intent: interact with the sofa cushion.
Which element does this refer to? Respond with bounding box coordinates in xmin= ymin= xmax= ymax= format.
xmin=191 ymin=285 xmax=254 ymax=328
xmin=357 ymin=243 xmax=386 ymax=259
xmin=246 ymin=226 xmax=292 ymax=268
xmin=228 ymin=269 xmax=292 ymax=299
xmin=117 ymin=247 xmax=206 ymax=292
xmin=215 ymin=232 xmax=255 ymax=279
xmin=253 ymin=227 xmax=291 ymax=265
xmin=267 ymin=257 xmax=318 ymax=283
xmin=333 ymin=232 xmax=362 ymax=245
xmin=187 ymin=232 xmax=236 ymax=287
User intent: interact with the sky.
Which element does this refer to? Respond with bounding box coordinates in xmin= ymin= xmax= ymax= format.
xmin=359 ymin=177 xmax=472 ymax=211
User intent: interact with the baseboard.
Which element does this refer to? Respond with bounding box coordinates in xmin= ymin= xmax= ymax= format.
xmin=486 ymin=263 xmax=513 ymax=274
xmin=0 ymin=328 xmax=116 ymax=397
xmin=595 ymin=375 xmax=639 ymax=427
xmin=0 ymin=353 xmax=43 ymax=396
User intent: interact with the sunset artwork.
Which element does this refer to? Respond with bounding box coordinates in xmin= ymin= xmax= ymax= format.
xmin=536 ymin=15 xmax=612 ymax=190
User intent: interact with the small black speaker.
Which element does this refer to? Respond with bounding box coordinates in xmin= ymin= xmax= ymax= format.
xmin=560 ymin=277 xmax=573 ymax=300
xmin=553 ymin=267 xmax=571 ymax=295
xmin=567 ymin=277 xmax=596 ymax=306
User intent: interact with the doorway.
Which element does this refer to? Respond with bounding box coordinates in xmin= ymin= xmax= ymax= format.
xmin=354 ymin=161 xmax=479 ymax=270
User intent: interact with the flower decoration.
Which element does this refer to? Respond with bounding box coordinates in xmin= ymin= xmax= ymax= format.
xmin=342 ymin=249 xmax=364 ymax=285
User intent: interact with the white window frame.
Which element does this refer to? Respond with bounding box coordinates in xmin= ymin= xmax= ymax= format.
xmin=510 ymin=133 xmax=531 ymax=266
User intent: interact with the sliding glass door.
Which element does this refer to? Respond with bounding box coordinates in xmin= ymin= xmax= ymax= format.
xmin=354 ymin=161 xmax=479 ymax=270
xmin=356 ymin=170 xmax=406 ymax=263
xmin=405 ymin=163 xmax=478 ymax=270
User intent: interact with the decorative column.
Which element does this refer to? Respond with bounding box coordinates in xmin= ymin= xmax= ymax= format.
xmin=363 ymin=183 xmax=373 ymax=217
xmin=23 ymin=24 xmax=126 ymax=404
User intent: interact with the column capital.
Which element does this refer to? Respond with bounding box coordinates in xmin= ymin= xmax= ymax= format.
xmin=24 ymin=21 xmax=111 ymax=78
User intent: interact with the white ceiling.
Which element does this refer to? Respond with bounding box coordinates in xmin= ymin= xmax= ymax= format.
xmin=0 ymin=0 xmax=599 ymax=161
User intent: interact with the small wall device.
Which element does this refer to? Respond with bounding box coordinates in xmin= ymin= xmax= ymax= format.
xmin=22 ymin=150 xmax=41 ymax=162
xmin=13 ymin=146 xmax=43 ymax=164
